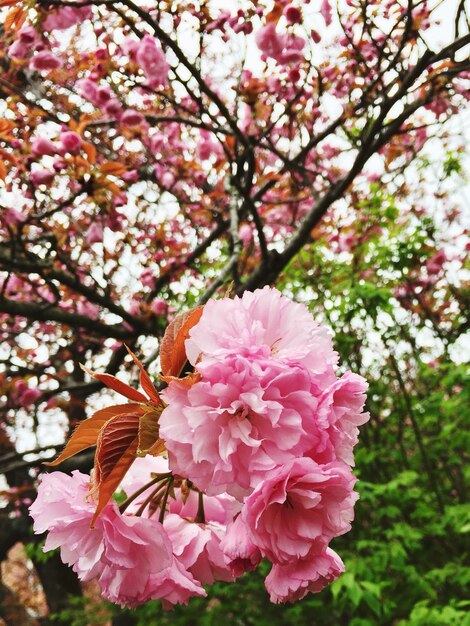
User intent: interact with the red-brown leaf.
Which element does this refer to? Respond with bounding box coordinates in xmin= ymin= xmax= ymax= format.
xmin=160 ymin=306 xmax=203 ymax=377
xmin=46 ymin=404 xmax=143 ymax=466
xmin=91 ymin=412 xmax=140 ymax=524
xmin=125 ymin=345 xmax=160 ymax=404
xmin=137 ymin=407 xmax=163 ymax=456
xmin=81 ymin=365 xmax=148 ymax=403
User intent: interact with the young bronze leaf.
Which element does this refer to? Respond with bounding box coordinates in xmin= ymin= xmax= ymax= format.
xmin=137 ymin=407 xmax=163 ymax=456
xmin=81 ymin=365 xmax=148 ymax=403
xmin=91 ymin=412 xmax=140 ymax=524
xmin=160 ymin=371 xmax=201 ymax=388
xmin=99 ymin=161 xmax=127 ymax=176
xmin=125 ymin=345 xmax=160 ymax=405
xmin=46 ymin=404 xmax=142 ymax=466
xmin=160 ymin=306 xmax=203 ymax=377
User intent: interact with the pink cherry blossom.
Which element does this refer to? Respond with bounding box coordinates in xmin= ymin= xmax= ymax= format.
xmin=242 ymin=457 xmax=357 ymax=564
xmin=2 ymin=207 xmax=26 ymax=227
xmin=136 ymin=35 xmax=169 ymax=87
xmin=29 ymin=471 xmax=106 ymax=581
xmin=86 ymin=221 xmax=104 ymax=244
xmin=284 ymin=5 xmax=303 ymax=24
xmin=310 ymin=372 xmax=369 ymax=466
xmin=121 ymin=109 xmax=146 ymax=126
xmin=30 ymin=169 xmax=55 ymax=187
xmin=426 ymin=250 xmax=446 ymax=275
xmin=255 ymin=24 xmax=305 ymax=65
xmin=151 ymin=298 xmax=168 ymax=316
xmin=320 ymin=0 xmax=333 ymax=26
xmin=265 ymin=547 xmax=345 ymax=603
xmin=164 ymin=514 xmax=233 ymax=585
xmin=256 ymin=24 xmax=284 ymax=59
xmin=220 ymin=514 xmax=262 ymax=577
xmin=32 ymin=136 xmax=57 ymax=157
xmin=42 ymin=6 xmax=92 ymax=31
xmin=60 ymin=131 xmax=82 ymax=155
xmin=160 ymin=356 xmax=320 ymax=498
xmin=8 ymin=26 xmax=39 ymax=60
xmin=29 ymin=51 xmax=63 ymax=72
xmin=239 ymin=223 xmax=254 ymax=246
xmin=97 ymin=510 xmax=204 ymax=608
xmin=30 ymin=471 xmax=205 ymax=608
xmin=17 ymin=386 xmax=41 ymax=407
xmin=185 ymin=287 xmax=338 ymax=378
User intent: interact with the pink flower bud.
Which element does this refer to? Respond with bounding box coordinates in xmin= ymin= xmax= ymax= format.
xmin=32 ymin=137 xmax=57 ymax=157
xmin=30 ymin=169 xmax=55 ymax=186
xmin=29 ymin=51 xmax=62 ymax=71
xmin=86 ymin=221 xmax=104 ymax=244
xmin=121 ymin=109 xmax=145 ymax=126
xmin=284 ymin=5 xmax=303 ymax=24
xmin=60 ymin=131 xmax=82 ymax=155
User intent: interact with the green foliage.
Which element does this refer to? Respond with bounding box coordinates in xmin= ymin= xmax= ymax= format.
xmin=24 ymin=540 xmax=57 ymax=564
xmin=51 ymin=596 xmax=113 ymax=626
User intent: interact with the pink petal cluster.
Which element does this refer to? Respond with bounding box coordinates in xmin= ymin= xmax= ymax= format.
xmin=8 ymin=26 xmax=39 ymax=60
xmin=266 ymin=547 xmax=345 ymax=603
xmin=42 ymin=6 xmax=92 ymax=31
xmin=32 ymin=136 xmax=57 ymax=157
xmin=29 ymin=51 xmax=62 ymax=72
xmin=135 ymin=35 xmax=169 ymax=87
xmin=160 ymin=357 xmax=321 ymax=498
xmin=255 ymin=23 xmax=305 ymax=66
xmin=60 ymin=131 xmax=82 ymax=155
xmin=159 ymin=287 xmax=369 ymax=601
xmin=31 ymin=287 xmax=368 ymax=607
xmin=29 ymin=471 xmax=205 ymax=608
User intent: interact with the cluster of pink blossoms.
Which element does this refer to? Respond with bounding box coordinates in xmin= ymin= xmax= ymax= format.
xmin=30 ymin=287 xmax=368 ymax=607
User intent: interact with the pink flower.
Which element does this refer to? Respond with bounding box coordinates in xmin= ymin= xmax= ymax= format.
xmin=8 ymin=26 xmax=39 ymax=60
xmin=255 ymin=24 xmax=305 ymax=65
xmin=169 ymin=489 xmax=239 ymax=526
xmin=196 ymin=130 xmax=221 ymax=161
xmin=256 ymin=24 xmax=284 ymax=58
xmin=98 ymin=511 xmax=204 ymax=608
xmin=18 ymin=386 xmax=41 ymax=407
xmin=29 ymin=471 xmax=205 ymax=608
xmin=2 ymin=207 xmax=26 ymax=227
xmin=76 ymin=301 xmax=99 ymax=319
xmin=136 ymin=35 xmax=169 ymax=87
xmin=320 ymin=0 xmax=333 ymax=26
xmin=220 ymin=514 xmax=262 ymax=577
xmin=160 ymin=356 xmax=320 ymax=498
xmin=60 ymin=131 xmax=82 ymax=155
xmin=141 ymin=268 xmax=157 ymax=289
xmin=151 ymin=298 xmax=168 ymax=316
xmin=30 ymin=169 xmax=55 ymax=186
xmin=103 ymin=99 xmax=123 ymax=118
xmin=29 ymin=471 xmax=106 ymax=581
xmin=185 ymin=287 xmax=338 ymax=379
xmin=242 ymin=457 xmax=357 ymax=564
xmin=310 ymin=372 xmax=369 ymax=466
xmin=426 ymin=250 xmax=446 ymax=275
xmin=238 ymin=224 xmax=254 ymax=246
xmin=121 ymin=109 xmax=145 ymax=126
xmin=76 ymin=77 xmax=99 ymax=103
xmin=265 ymin=547 xmax=344 ymax=603
xmin=29 ymin=51 xmax=62 ymax=72
xmin=86 ymin=221 xmax=104 ymax=244
xmin=284 ymin=5 xmax=303 ymax=24
xmin=42 ymin=6 xmax=92 ymax=31
xmin=32 ymin=136 xmax=57 ymax=157
xmin=164 ymin=514 xmax=233 ymax=585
